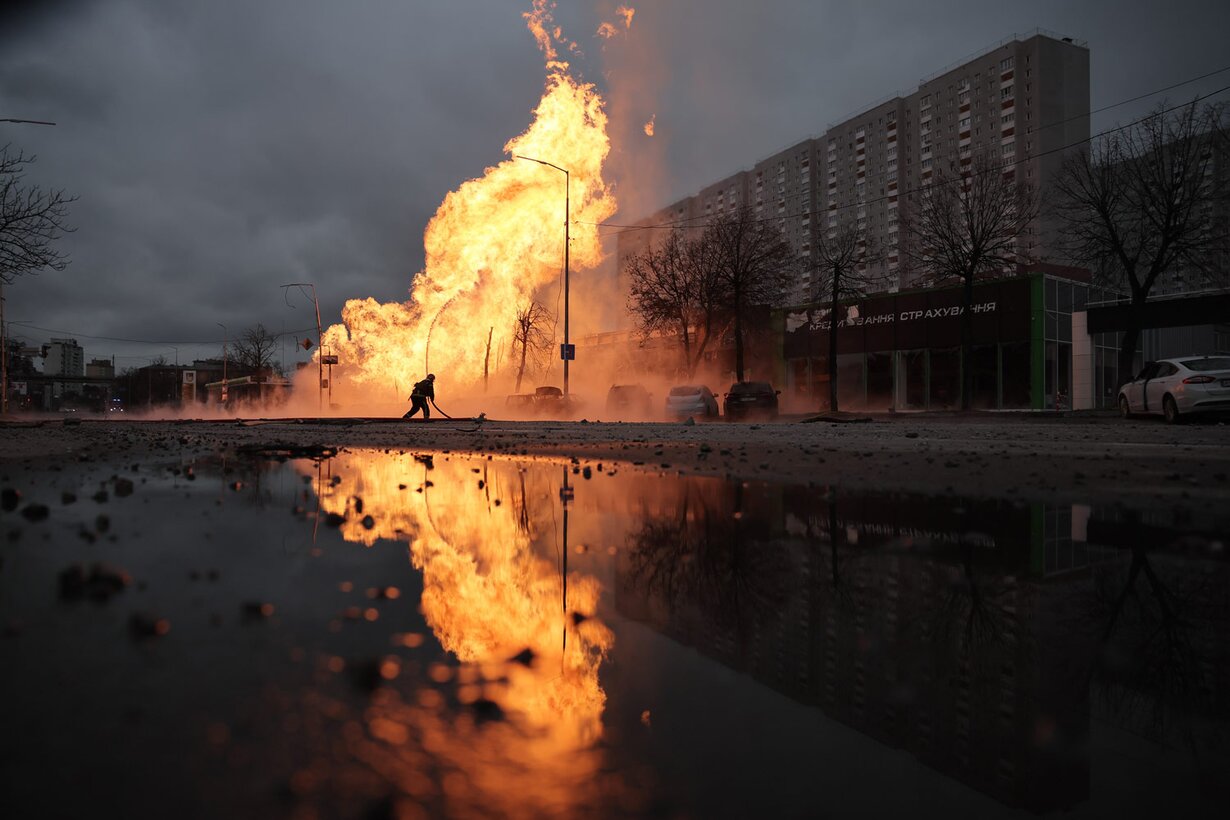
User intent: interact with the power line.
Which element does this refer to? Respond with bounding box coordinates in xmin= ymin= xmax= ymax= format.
xmin=584 ymin=66 xmax=1230 ymax=238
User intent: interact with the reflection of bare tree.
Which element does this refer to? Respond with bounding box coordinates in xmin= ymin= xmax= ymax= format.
xmin=931 ymin=543 xmax=1015 ymax=653
xmin=515 ymin=471 xmax=531 ymax=536
xmin=624 ymin=483 xmax=795 ymax=638
xmin=1082 ymin=544 xmax=1228 ymax=748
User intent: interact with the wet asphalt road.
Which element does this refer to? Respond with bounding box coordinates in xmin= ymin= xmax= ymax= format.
xmin=3 ymin=413 xmax=1228 ymax=510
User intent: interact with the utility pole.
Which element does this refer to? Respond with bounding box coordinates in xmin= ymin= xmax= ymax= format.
xmin=1 ymin=282 xmax=7 ymax=416
xmin=281 ymin=283 xmax=324 ymax=412
xmin=515 ymin=156 xmax=572 ymax=397
xmin=1 ymin=118 xmax=56 ymax=415
xmin=0 ymin=283 xmax=7 ymax=416
xmin=217 ymin=323 xmax=228 ymax=406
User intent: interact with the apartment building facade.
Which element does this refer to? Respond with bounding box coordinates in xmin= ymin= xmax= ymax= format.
xmin=619 ymin=32 xmax=1090 ymax=303
xmin=44 ymin=337 xmax=84 ymax=377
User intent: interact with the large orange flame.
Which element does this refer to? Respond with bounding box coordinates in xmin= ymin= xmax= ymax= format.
xmin=303 ymin=450 xmax=616 ymax=812
xmin=319 ymin=2 xmax=617 ymax=399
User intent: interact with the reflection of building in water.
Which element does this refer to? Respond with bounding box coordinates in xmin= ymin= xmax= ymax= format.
xmin=617 ymin=485 xmax=1091 ymax=813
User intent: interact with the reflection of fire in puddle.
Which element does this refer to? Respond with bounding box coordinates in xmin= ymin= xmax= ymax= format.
xmin=296 ymin=450 xmax=618 ymax=816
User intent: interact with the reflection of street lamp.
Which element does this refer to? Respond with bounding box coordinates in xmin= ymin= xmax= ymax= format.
xmin=560 ymin=464 xmax=573 ymax=655
xmin=515 ymin=155 xmax=572 ymax=397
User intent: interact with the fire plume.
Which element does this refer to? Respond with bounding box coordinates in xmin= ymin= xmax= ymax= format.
xmin=319 ymin=2 xmax=616 ymax=400
xmin=302 ymin=450 xmax=615 ymax=811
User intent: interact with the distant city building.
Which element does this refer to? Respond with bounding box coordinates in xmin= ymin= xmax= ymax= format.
xmin=44 ymin=337 xmax=85 ymax=377
xmin=619 ymin=31 xmax=1090 ymax=303
xmin=85 ymin=358 xmax=114 ymax=379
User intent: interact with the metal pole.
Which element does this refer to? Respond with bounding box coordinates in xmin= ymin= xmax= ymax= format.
xmin=1 ymin=282 xmax=7 ymax=416
xmin=1 ymin=118 xmax=55 ymax=414
xmin=217 ymin=323 xmax=227 ymax=407
xmin=280 ymin=283 xmax=324 ymax=412
xmin=513 ymin=156 xmax=572 ymax=397
xmin=563 ymin=169 xmax=570 ymax=398
xmin=561 ymin=464 xmax=569 ymax=654
xmin=312 ymin=286 xmax=323 ymax=413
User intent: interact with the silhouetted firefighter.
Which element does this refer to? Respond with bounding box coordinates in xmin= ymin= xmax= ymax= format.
xmin=402 ymin=373 xmax=436 ymax=420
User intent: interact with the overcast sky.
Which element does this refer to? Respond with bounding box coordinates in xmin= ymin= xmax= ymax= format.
xmin=3 ymin=0 xmax=1228 ymax=368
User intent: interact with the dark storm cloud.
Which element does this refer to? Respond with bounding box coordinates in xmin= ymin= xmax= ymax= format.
xmin=1 ymin=0 xmax=544 ymax=364
xmin=2 ymin=0 xmax=1228 ymax=366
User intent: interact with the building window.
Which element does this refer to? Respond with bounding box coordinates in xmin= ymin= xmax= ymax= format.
xmin=999 ymin=56 xmax=1014 ymax=72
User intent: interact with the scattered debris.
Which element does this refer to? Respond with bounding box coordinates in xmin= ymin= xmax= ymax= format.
xmin=235 ymin=443 xmax=339 ymax=461
xmin=128 ymin=611 xmax=170 ymax=639
xmin=242 ymin=601 xmax=275 ymax=621
xmin=59 ymin=562 xmax=133 ymax=601
xmin=1 ymin=488 xmax=21 ymax=511
xmin=21 ymin=504 xmax=50 ymax=522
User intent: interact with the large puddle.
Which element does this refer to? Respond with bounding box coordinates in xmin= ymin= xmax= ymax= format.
xmin=2 ymin=448 xmax=1227 ymax=817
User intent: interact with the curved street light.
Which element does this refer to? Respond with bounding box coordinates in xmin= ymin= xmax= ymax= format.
xmin=515 ymin=155 xmax=572 ymax=397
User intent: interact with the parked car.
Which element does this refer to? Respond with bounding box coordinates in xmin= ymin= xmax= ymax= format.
xmin=665 ymin=384 xmax=719 ymax=419
xmin=504 ymin=393 xmax=535 ymax=413
xmin=1118 ymin=355 xmax=1230 ymax=423
xmin=503 ymin=387 xmax=580 ymax=417
xmin=723 ymin=381 xmax=780 ymax=420
xmin=605 ymin=384 xmax=653 ymax=417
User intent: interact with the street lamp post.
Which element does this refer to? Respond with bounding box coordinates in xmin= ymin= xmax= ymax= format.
xmin=281 ymin=283 xmax=325 ymax=412
xmin=217 ymin=323 xmax=228 ymax=406
xmin=515 ymin=155 xmax=571 ymax=397
xmin=1 ymin=117 xmax=57 ymax=415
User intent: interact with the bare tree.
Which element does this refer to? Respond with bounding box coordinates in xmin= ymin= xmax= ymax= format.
xmin=705 ymin=207 xmax=797 ymax=382
xmin=905 ymin=154 xmax=1039 ymax=409
xmin=1052 ymin=101 xmax=1228 ymax=387
xmin=510 ymin=302 xmax=552 ymax=393
xmin=233 ymin=323 xmax=280 ymax=373
xmin=625 ymin=228 xmax=730 ymax=378
xmin=1 ymin=145 xmax=76 ymax=284
xmin=812 ymin=225 xmax=886 ymax=411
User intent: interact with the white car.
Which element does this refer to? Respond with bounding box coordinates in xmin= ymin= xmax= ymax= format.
xmin=1118 ymin=355 xmax=1230 ymax=423
xmin=664 ymin=384 xmax=719 ymax=419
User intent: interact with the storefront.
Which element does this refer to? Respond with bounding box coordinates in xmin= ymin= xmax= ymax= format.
xmin=778 ymin=269 xmax=1090 ymax=411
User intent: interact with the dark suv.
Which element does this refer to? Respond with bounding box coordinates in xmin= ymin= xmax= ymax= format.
xmin=723 ymin=381 xmax=780 ymax=420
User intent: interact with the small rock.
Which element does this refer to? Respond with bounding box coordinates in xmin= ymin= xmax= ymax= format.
xmin=242 ymin=601 xmax=275 ymax=620
xmin=21 ymin=504 xmax=50 ymax=522
xmin=129 ymin=611 xmax=170 ymax=639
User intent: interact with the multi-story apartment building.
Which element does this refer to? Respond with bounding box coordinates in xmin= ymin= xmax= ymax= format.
xmin=619 ymin=31 xmax=1090 ymax=304
xmin=44 ymin=337 xmax=84 ymax=377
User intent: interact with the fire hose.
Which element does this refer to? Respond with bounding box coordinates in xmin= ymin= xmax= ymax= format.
xmin=429 ymin=397 xmax=453 ymax=419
